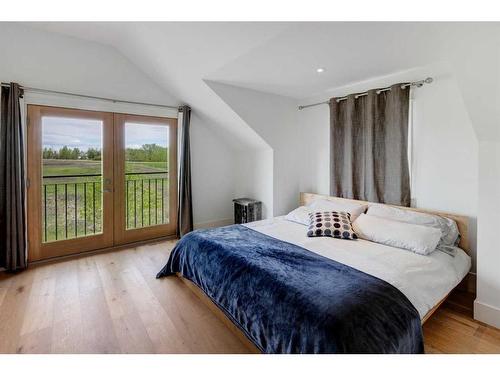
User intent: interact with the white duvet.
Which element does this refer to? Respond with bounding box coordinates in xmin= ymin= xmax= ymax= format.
xmin=244 ymin=216 xmax=471 ymax=319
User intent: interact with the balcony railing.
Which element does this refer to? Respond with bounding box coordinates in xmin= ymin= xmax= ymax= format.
xmin=42 ymin=172 xmax=168 ymax=243
xmin=124 ymin=173 xmax=169 ymax=230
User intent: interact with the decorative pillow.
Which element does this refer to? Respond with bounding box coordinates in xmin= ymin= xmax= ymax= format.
xmin=307 ymin=211 xmax=358 ymax=240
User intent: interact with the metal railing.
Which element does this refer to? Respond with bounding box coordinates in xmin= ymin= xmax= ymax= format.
xmin=125 ymin=172 xmax=169 ymax=230
xmin=42 ymin=172 xmax=168 ymax=243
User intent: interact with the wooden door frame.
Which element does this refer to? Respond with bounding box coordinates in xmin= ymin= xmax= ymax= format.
xmin=113 ymin=113 xmax=178 ymax=245
xmin=26 ymin=105 xmax=114 ymax=261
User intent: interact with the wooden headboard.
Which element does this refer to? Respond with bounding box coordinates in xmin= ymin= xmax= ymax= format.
xmin=300 ymin=192 xmax=470 ymax=255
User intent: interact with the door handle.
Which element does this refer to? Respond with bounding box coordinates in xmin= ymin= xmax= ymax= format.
xmin=104 ymin=178 xmax=112 ymax=185
xmin=103 ymin=188 xmax=112 ymax=193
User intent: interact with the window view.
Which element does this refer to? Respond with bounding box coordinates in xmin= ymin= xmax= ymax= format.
xmin=41 ymin=116 xmax=103 ymax=242
xmin=125 ymin=122 xmax=169 ymax=230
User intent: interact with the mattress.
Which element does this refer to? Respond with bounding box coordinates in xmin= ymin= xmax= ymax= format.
xmin=245 ymin=216 xmax=471 ymax=319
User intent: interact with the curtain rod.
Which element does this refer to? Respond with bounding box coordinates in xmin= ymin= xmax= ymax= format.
xmin=298 ymin=77 xmax=433 ymax=110
xmin=1 ymin=82 xmax=181 ymax=111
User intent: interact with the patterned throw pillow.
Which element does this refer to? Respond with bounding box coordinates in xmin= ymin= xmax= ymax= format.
xmin=307 ymin=211 xmax=358 ymax=240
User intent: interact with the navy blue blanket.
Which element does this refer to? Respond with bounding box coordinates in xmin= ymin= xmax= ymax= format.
xmin=157 ymin=225 xmax=424 ymax=354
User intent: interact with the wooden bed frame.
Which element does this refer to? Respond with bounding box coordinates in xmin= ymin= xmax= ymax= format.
xmin=177 ymin=192 xmax=471 ymax=353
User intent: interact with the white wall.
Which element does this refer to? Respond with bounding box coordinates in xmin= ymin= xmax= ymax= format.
xmin=411 ymin=74 xmax=478 ymax=268
xmin=207 ymin=81 xmax=300 ymax=218
xmin=447 ymin=31 xmax=500 ymax=329
xmin=475 ymin=141 xmax=500 ymax=328
xmin=298 ymin=68 xmax=479 ymax=270
xmin=0 ymin=23 xmax=239 ymax=229
xmin=233 ymin=149 xmax=274 ymax=219
xmin=190 ymin=113 xmax=237 ymax=227
xmin=298 ymin=104 xmax=330 ymax=196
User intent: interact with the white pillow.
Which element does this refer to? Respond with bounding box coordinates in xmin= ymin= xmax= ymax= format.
xmin=285 ymin=199 xmax=368 ymax=226
xmin=306 ymin=199 xmax=367 ymax=221
xmin=366 ymin=204 xmax=460 ymax=247
xmin=352 ymin=213 xmax=441 ymax=255
xmin=284 ymin=206 xmax=311 ymax=226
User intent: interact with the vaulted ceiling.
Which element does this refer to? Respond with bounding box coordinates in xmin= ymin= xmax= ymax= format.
xmin=21 ymin=22 xmax=500 ymax=144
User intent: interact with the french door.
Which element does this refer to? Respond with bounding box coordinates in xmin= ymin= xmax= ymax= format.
xmin=113 ymin=113 xmax=177 ymax=245
xmin=27 ymin=105 xmax=177 ymax=261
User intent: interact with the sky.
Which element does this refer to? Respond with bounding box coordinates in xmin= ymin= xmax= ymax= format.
xmin=42 ymin=117 xmax=168 ymax=151
xmin=125 ymin=122 xmax=168 ymax=150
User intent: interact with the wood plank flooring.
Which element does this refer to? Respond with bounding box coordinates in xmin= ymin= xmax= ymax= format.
xmin=0 ymin=240 xmax=499 ymax=354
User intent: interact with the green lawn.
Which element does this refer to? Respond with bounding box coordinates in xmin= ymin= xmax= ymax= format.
xmin=41 ymin=159 xmax=170 ymax=243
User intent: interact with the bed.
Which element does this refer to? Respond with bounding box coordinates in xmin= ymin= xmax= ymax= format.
xmin=157 ymin=193 xmax=471 ymax=354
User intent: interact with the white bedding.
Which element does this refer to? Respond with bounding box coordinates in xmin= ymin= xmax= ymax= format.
xmin=244 ymin=216 xmax=471 ymax=319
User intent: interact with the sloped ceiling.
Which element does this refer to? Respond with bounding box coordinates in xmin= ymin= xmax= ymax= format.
xmin=23 ymin=22 xmax=500 ymax=143
xmin=26 ymin=22 xmax=293 ymax=150
xmin=0 ymin=22 xmax=178 ymax=106
xmin=208 ymin=22 xmax=442 ymax=99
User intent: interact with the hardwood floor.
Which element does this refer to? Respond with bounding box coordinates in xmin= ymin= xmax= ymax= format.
xmin=0 ymin=240 xmax=499 ymax=354
xmin=423 ymin=290 xmax=500 ymax=353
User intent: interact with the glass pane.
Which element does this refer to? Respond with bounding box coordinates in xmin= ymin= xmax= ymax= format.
xmin=41 ymin=116 xmax=103 ymax=243
xmin=124 ymin=122 xmax=169 ymax=230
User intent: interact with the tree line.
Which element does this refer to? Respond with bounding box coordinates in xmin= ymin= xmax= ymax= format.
xmin=43 ymin=144 xmax=167 ymax=162
xmin=43 ymin=146 xmax=101 ymax=160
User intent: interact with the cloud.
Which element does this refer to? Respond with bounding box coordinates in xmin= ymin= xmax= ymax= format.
xmin=42 ymin=118 xmax=169 ymax=150
xmin=43 ymin=116 xmax=101 ymax=150
xmin=125 ymin=122 xmax=169 ymax=147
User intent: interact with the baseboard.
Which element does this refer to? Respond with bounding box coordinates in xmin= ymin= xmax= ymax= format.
xmin=194 ymin=218 xmax=233 ymax=229
xmin=474 ymin=300 xmax=500 ymax=329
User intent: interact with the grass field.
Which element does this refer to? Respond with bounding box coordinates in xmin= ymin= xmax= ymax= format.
xmin=43 ymin=159 xmax=168 ymax=177
xmin=41 ymin=159 xmax=170 ymax=243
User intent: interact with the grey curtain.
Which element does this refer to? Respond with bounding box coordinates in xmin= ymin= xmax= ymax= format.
xmin=330 ymin=83 xmax=410 ymax=206
xmin=177 ymin=106 xmax=193 ymax=237
xmin=0 ymin=82 xmax=27 ymax=271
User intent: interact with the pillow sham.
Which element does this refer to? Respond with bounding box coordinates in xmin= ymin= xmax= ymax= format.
xmin=366 ymin=204 xmax=460 ymax=247
xmin=285 ymin=199 xmax=368 ymax=226
xmin=284 ymin=206 xmax=312 ymax=226
xmin=306 ymin=199 xmax=368 ymax=221
xmin=352 ymin=213 xmax=441 ymax=255
xmin=307 ymin=211 xmax=358 ymax=240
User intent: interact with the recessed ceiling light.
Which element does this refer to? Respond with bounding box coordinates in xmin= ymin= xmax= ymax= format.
xmin=316 ymin=68 xmax=325 ymax=73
